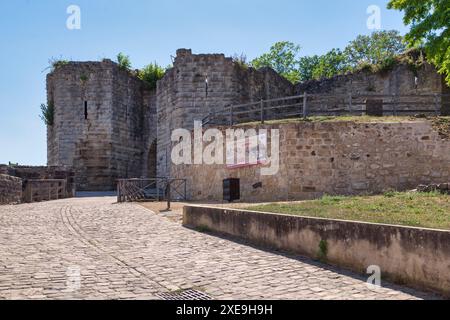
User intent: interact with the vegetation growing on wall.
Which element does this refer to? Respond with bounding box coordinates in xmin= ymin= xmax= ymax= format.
xmin=80 ymin=74 xmax=89 ymax=83
xmin=39 ymin=103 xmax=54 ymax=126
xmin=232 ymin=53 xmax=249 ymax=70
xmin=317 ymin=240 xmax=328 ymax=262
xmin=137 ymin=63 xmax=166 ymax=90
xmin=388 ymin=0 xmax=450 ymax=86
xmin=48 ymin=58 xmax=69 ymax=72
xmin=114 ymin=53 xmax=166 ymax=89
xmin=117 ymin=52 xmax=132 ymax=70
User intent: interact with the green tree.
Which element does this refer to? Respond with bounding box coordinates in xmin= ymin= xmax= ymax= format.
xmin=344 ymin=30 xmax=406 ymax=67
xmin=312 ymin=49 xmax=350 ymax=80
xmin=388 ymin=0 xmax=450 ymax=85
xmin=138 ymin=63 xmax=166 ymax=89
xmin=251 ymin=41 xmax=301 ymax=83
xmin=298 ymin=55 xmax=320 ymax=81
xmin=117 ymin=52 xmax=132 ymax=70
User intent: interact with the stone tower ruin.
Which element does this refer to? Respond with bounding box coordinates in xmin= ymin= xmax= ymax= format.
xmin=156 ymin=49 xmax=294 ymax=179
xmin=46 ymin=59 xmax=157 ymax=191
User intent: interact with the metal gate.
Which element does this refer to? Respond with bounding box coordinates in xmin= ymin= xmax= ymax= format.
xmin=117 ymin=178 xmax=187 ymax=203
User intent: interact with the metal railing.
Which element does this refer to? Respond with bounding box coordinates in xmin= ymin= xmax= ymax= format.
xmin=117 ymin=178 xmax=187 ymax=203
xmin=202 ymin=93 xmax=450 ymax=126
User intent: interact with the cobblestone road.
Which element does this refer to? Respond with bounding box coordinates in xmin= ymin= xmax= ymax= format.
xmin=0 ymin=197 xmax=439 ymax=300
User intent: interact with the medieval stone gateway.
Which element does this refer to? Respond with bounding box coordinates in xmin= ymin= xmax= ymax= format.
xmin=45 ymin=49 xmax=449 ymax=197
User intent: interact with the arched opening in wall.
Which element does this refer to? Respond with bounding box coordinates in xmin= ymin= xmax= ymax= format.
xmin=147 ymin=141 xmax=157 ymax=178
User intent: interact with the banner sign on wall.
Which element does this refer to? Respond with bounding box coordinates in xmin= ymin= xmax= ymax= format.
xmin=226 ymin=133 xmax=268 ymax=169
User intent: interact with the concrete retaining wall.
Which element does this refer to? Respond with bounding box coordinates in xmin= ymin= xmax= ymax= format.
xmin=183 ymin=205 xmax=450 ymax=297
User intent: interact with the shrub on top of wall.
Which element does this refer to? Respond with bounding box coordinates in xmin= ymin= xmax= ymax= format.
xmin=138 ymin=63 xmax=166 ymax=90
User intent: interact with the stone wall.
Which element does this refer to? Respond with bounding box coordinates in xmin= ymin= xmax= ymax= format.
xmin=171 ymin=120 xmax=450 ymax=202
xmin=0 ymin=165 xmax=76 ymax=199
xmin=47 ymin=60 xmax=156 ymax=191
xmin=47 ymin=49 xmax=449 ymax=191
xmin=156 ymin=49 xmax=294 ymax=178
xmin=111 ymin=65 xmax=157 ymax=184
xmin=0 ymin=174 xmax=22 ymax=205
xmin=158 ymin=52 xmax=447 ymax=180
xmin=295 ymin=62 xmax=444 ymax=96
xmin=295 ymin=61 xmax=448 ymax=115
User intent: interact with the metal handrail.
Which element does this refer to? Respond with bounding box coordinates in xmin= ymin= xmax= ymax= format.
xmin=117 ymin=178 xmax=187 ymax=203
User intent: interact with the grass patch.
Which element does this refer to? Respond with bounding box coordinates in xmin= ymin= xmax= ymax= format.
xmin=237 ymin=116 xmax=450 ymax=127
xmin=248 ymin=192 xmax=450 ymax=230
xmin=236 ymin=116 xmax=446 ymax=126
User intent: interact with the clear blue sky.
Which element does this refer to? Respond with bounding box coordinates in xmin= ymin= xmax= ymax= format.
xmin=0 ymin=0 xmax=408 ymax=166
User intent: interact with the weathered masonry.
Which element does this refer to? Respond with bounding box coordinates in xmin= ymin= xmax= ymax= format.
xmin=295 ymin=58 xmax=450 ymax=115
xmin=156 ymin=49 xmax=294 ymax=179
xmin=0 ymin=165 xmax=75 ymax=204
xmin=0 ymin=175 xmax=22 ymax=205
xmin=295 ymin=60 xmax=448 ymax=97
xmin=46 ymin=49 xmax=449 ymax=191
xmin=47 ymin=60 xmax=157 ymax=191
xmin=171 ymin=120 xmax=450 ymax=202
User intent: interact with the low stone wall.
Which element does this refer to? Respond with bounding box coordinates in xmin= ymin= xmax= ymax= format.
xmin=0 ymin=165 xmax=76 ymax=198
xmin=0 ymin=165 xmax=76 ymax=203
xmin=0 ymin=174 xmax=22 ymax=205
xmin=183 ymin=205 xmax=450 ymax=297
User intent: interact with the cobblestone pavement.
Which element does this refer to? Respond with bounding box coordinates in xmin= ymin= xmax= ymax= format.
xmin=0 ymin=197 xmax=440 ymax=300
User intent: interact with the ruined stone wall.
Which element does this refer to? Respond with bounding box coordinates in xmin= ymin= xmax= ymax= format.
xmin=295 ymin=62 xmax=444 ymax=96
xmin=171 ymin=120 xmax=450 ymax=202
xmin=47 ymin=49 xmax=448 ymax=191
xmin=0 ymin=165 xmax=76 ymax=198
xmin=156 ymin=49 xmax=294 ymax=178
xmin=111 ymin=67 xmax=157 ymax=183
xmin=47 ymin=60 xmax=156 ymax=191
xmin=0 ymin=174 xmax=22 ymax=205
xmin=294 ymin=62 xmax=447 ymax=115
xmin=142 ymin=90 xmax=158 ymax=178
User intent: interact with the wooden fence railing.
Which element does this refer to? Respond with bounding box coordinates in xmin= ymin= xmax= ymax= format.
xmin=202 ymin=93 xmax=450 ymax=126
